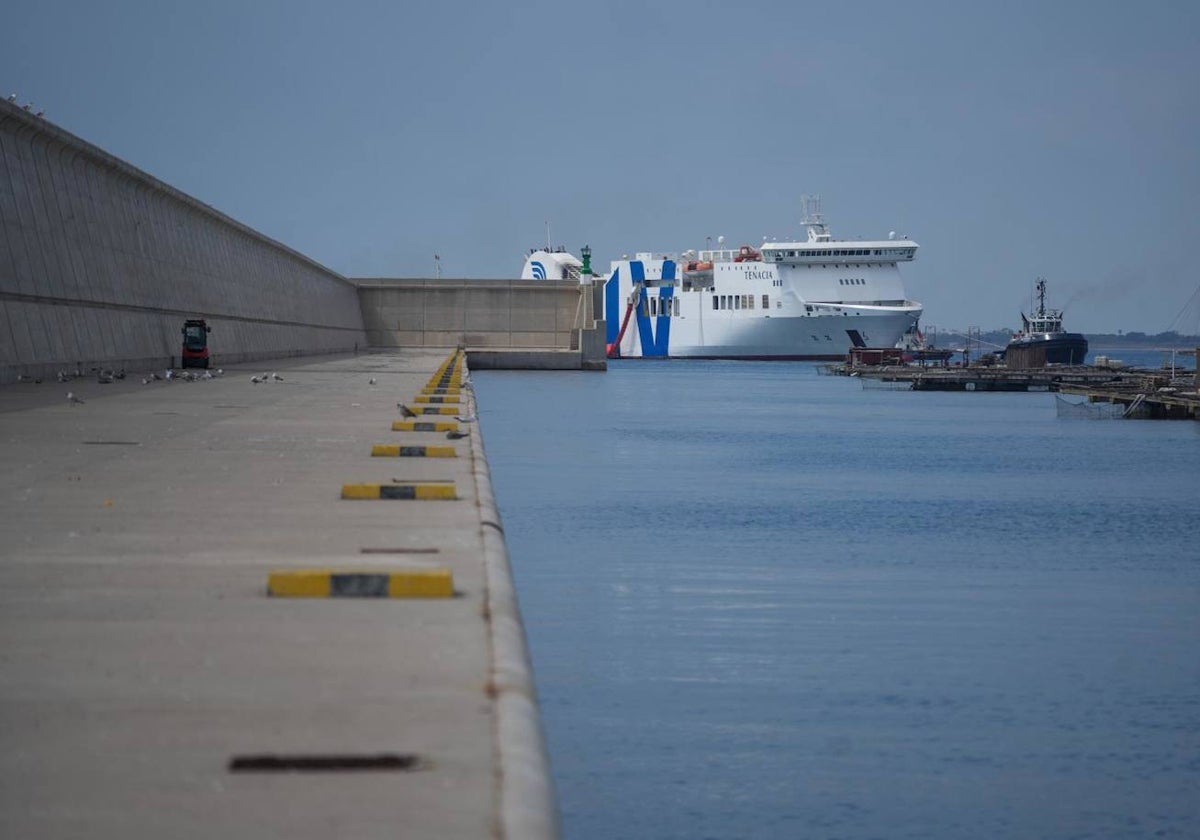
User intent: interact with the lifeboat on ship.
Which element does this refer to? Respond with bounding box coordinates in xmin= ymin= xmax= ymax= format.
xmin=681 ymin=259 xmax=713 ymax=291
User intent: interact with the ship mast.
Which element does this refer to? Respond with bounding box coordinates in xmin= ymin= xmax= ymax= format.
xmin=800 ymin=194 xmax=831 ymax=242
xmin=1035 ymin=277 xmax=1047 ymax=318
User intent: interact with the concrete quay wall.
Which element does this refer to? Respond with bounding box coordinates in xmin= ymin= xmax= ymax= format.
xmin=0 ymin=99 xmax=366 ymax=383
xmin=356 ymin=278 xmax=607 ymax=369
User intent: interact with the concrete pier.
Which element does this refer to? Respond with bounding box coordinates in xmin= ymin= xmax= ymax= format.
xmin=845 ymin=364 xmax=1143 ymax=392
xmin=1 ymin=92 xmax=584 ymax=838
xmin=0 ymin=350 xmax=558 ymax=839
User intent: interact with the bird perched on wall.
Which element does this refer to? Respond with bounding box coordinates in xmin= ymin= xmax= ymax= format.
xmin=446 ymin=430 xmax=469 ymax=440
xmin=455 ymin=413 xmax=477 ymax=423
xmin=250 ymin=376 xmax=262 ymax=384
xmin=272 ymin=372 xmax=283 ymax=381
xmin=398 ymin=403 xmax=418 ymax=418
xmin=368 ymin=377 xmax=377 ymax=385
xmin=67 ymin=392 xmax=84 ymax=404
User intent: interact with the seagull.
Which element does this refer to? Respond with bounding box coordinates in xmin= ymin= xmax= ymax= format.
xmin=202 ymin=371 xmax=213 ymax=380
xmin=141 ymin=377 xmax=150 ymax=385
xmin=57 ymin=370 xmax=69 ymax=382
xmin=398 ymin=403 xmax=418 ymax=418
xmin=6 ymin=94 xmax=15 ymax=103
xmin=250 ymin=376 xmax=261 ymax=384
xmin=455 ymin=413 xmax=477 ymax=423
xmin=368 ymin=377 xmax=377 ymax=385
xmin=164 ymin=370 xmax=174 ymax=380
xmin=271 ymin=373 xmax=283 ymax=381
xmin=215 ymin=368 xmax=224 ymax=376
xmin=97 ymin=372 xmax=113 ymax=384
xmin=151 ymin=371 xmax=163 ymax=381
xmin=114 ymin=370 xmax=126 ymax=380
xmin=67 ymin=392 xmax=84 ymax=404
xmin=445 ymin=430 xmax=469 ymax=440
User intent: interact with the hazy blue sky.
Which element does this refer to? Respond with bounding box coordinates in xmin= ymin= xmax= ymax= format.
xmin=5 ymin=0 xmax=1199 ymax=333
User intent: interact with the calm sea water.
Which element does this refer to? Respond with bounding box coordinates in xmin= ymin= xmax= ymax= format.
xmin=473 ymin=354 xmax=1199 ymax=840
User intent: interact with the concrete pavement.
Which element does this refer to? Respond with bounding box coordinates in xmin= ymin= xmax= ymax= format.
xmin=0 ymin=349 xmax=557 ymax=839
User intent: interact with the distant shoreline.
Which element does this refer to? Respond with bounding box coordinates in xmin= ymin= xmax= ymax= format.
xmin=1084 ymin=335 xmax=1199 ymax=348
xmin=934 ymin=330 xmax=1199 ymax=349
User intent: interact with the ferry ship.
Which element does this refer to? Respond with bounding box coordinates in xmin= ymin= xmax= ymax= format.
xmin=523 ymin=198 xmax=923 ymax=360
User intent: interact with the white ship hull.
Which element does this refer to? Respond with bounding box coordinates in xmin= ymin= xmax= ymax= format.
xmin=661 ymin=310 xmax=921 ymax=360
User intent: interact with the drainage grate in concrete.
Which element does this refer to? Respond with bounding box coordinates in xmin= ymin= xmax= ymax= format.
xmin=228 ymin=753 xmax=424 ymax=772
xmin=359 ymin=547 xmax=441 ymax=554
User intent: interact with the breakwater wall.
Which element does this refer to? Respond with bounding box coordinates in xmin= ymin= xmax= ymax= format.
xmin=357 ymin=278 xmax=607 ymax=370
xmin=0 ymin=99 xmax=366 ymax=383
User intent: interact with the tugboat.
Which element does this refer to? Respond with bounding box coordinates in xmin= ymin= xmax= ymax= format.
xmin=1004 ymin=278 xmax=1088 ymax=367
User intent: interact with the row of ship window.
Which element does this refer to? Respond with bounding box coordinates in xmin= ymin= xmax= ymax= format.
xmin=768 ymin=248 xmax=914 ymax=258
xmin=712 ymin=294 xmax=771 ymax=311
xmin=840 ymin=278 xmax=867 ymax=285
xmin=644 ymin=297 xmax=680 ymax=317
xmin=640 ymin=294 xmax=777 ymax=316
xmin=648 ymin=293 xmax=834 ymax=316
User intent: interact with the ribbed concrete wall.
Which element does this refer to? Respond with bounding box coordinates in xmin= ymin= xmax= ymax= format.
xmin=0 ymin=99 xmax=365 ymax=383
xmin=357 ymin=278 xmax=589 ymax=349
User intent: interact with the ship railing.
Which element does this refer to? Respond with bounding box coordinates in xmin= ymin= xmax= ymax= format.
xmin=698 ymin=249 xmax=739 ymax=263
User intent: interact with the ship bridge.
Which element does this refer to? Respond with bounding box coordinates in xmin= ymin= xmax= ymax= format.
xmin=761 ymin=241 xmax=917 ymax=265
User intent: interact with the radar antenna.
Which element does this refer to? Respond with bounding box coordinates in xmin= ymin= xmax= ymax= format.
xmin=800 ymin=194 xmax=831 ymax=242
